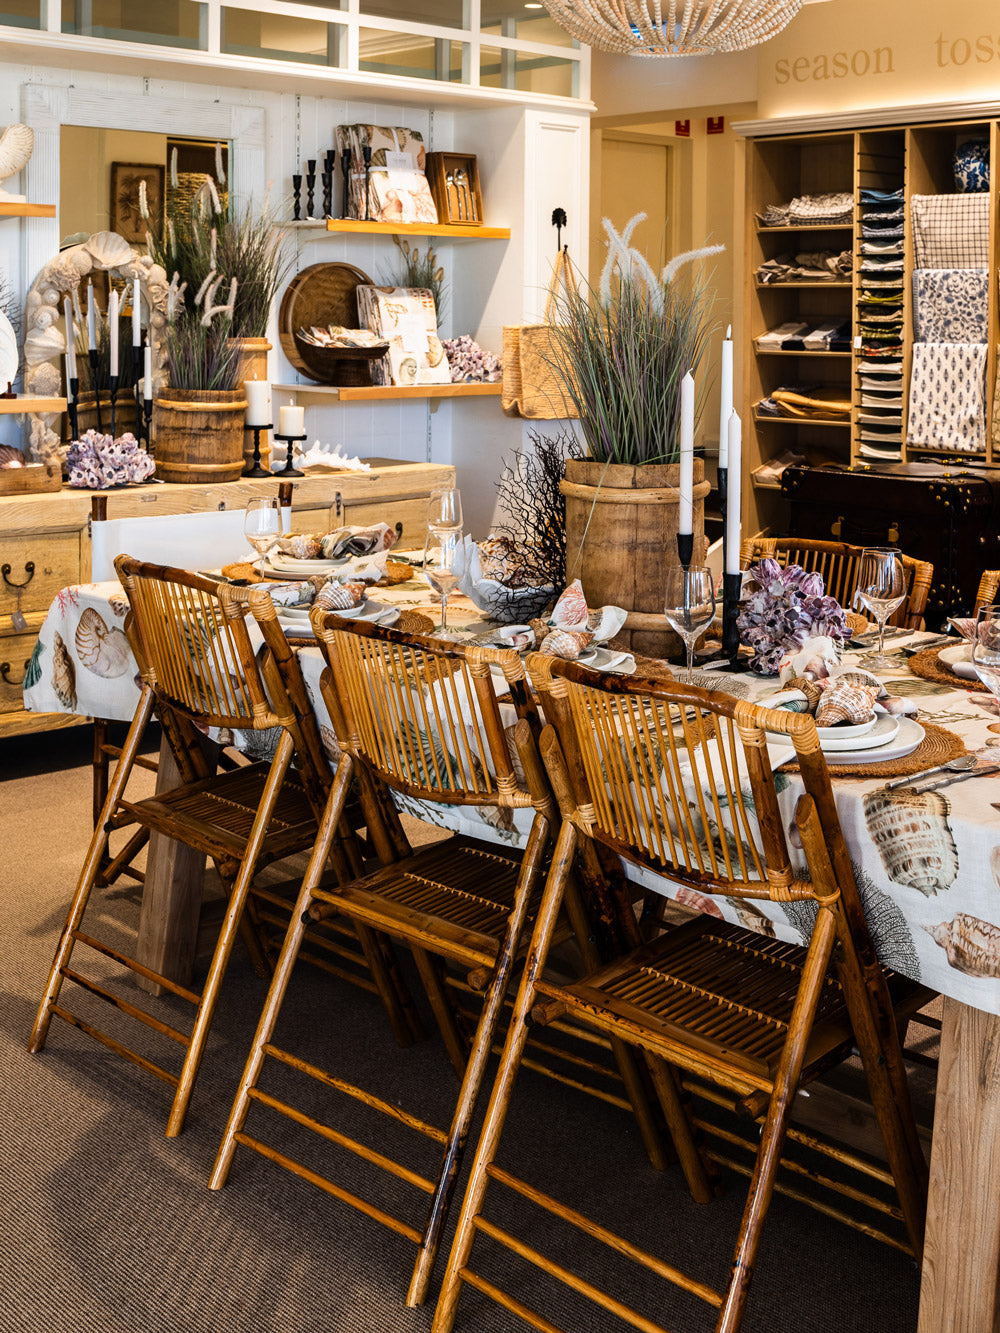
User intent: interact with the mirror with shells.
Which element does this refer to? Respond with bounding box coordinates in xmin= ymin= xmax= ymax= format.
xmin=24 ymin=230 xmax=170 ymax=464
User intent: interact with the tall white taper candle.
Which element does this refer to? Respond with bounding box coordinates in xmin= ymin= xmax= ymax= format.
xmin=108 ymin=289 xmax=119 ymax=375
xmin=132 ymin=278 xmax=141 ymax=347
xmin=86 ymin=282 xmax=96 ymax=352
xmin=63 ymin=298 xmax=76 ymax=380
xmin=724 ymin=411 xmax=742 ymax=576
xmin=678 ymin=370 xmax=694 ymax=535
xmin=718 ymin=325 xmax=733 ymax=470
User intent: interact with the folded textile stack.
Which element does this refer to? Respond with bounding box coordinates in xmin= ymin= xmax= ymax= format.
xmin=761 ymin=386 xmax=852 ymax=421
xmin=856 ymin=187 xmax=905 ymax=461
xmin=757 ymin=191 xmax=853 ymax=227
xmin=356 ymin=285 xmax=451 ymax=387
xmin=756 ymin=249 xmax=852 ymax=284
xmin=334 ymin=124 xmax=438 ymax=224
xmin=907 ymin=190 xmax=990 ymax=456
xmin=756 ymin=318 xmax=851 ymax=352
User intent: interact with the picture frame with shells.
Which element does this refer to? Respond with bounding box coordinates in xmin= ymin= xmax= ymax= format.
xmin=23 ymin=230 xmax=170 ymax=464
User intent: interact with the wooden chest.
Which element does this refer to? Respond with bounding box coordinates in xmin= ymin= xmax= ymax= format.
xmin=779 ymin=464 xmax=1000 ymax=629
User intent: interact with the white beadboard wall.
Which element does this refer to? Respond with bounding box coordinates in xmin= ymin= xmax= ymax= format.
xmin=0 ymin=55 xmax=591 ymax=536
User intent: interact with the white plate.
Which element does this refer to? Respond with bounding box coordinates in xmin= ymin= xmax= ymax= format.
xmin=819 ymin=713 xmax=898 ymax=753
xmin=939 ymin=643 xmax=979 ymax=681
xmin=260 ymin=554 xmax=349 ymax=577
xmin=816 ymin=715 xmax=878 ymax=745
xmin=824 ymin=716 xmax=924 ymax=766
xmin=328 ymin=600 xmax=399 ymax=625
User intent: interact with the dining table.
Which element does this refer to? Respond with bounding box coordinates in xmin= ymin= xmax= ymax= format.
xmin=22 ymin=567 xmax=1000 ymax=1333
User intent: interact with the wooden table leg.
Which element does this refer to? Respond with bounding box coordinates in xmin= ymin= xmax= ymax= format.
xmin=135 ymin=733 xmax=206 ymax=994
xmin=918 ymin=995 xmax=1000 ymax=1333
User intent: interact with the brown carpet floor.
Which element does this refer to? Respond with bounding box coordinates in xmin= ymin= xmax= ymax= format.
xmin=0 ymin=726 xmax=923 ymax=1332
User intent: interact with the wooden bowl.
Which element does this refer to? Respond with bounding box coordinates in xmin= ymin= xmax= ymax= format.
xmin=279 ymin=261 xmax=382 ymax=385
xmin=290 ymin=337 xmax=388 ymax=387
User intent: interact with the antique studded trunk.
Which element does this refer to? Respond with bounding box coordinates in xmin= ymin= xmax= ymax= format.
xmin=779 ymin=464 xmax=1000 ymax=629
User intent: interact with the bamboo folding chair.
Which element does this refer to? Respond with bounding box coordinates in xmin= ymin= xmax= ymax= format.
xmin=28 ymin=557 xmax=337 ymax=1137
xmin=433 ymin=660 xmax=931 ymax=1333
xmin=974 ymin=568 xmax=1000 ymax=612
xmin=740 ymin=535 xmax=933 ymax=630
xmin=210 ymin=610 xmax=569 ymax=1307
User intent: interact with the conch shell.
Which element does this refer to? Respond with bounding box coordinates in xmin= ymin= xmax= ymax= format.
xmin=814 ymin=681 xmax=879 ymax=728
xmin=539 ymin=628 xmax=593 ymax=659
xmin=315 ymin=580 xmax=366 ymax=611
xmin=274 ymin=533 xmax=322 ymax=559
xmin=587 ymin=605 xmax=627 ymax=641
xmin=51 ymin=630 xmax=76 ymax=709
xmin=74 ymin=607 xmax=131 ymax=678
xmin=924 ymin=913 xmax=1000 ymax=978
xmin=863 ymin=787 xmax=958 ymax=896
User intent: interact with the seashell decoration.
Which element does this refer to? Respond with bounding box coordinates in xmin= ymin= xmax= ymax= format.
xmin=266 ymin=581 xmax=314 ymax=608
xmin=0 ymin=443 xmax=25 ymax=467
xmin=84 ymin=230 xmax=134 ymax=269
xmin=863 ymin=787 xmax=959 ymax=897
xmin=814 ymin=681 xmax=880 ymax=728
xmin=539 ymin=628 xmax=594 ymax=659
xmin=75 ymin=607 xmax=131 ymax=678
xmin=315 ymin=580 xmax=366 ymax=611
xmin=549 ymin=579 xmax=589 ymax=631
xmin=924 ymin=913 xmax=1000 ymax=978
xmin=0 ymin=122 xmax=33 ymax=203
xmin=586 ymin=604 xmax=627 ymax=642
xmin=529 ymin=618 xmax=551 ymax=646
xmin=51 ymin=631 xmax=76 ymax=710
xmin=274 ymin=533 xmax=322 ymax=560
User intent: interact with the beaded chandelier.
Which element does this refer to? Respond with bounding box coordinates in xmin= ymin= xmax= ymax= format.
xmin=542 ymin=0 xmax=803 ymax=56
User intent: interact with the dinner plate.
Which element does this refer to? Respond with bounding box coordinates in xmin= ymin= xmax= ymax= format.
xmin=277 ymin=601 xmax=398 ymax=637
xmin=818 ymin=713 xmax=898 ymax=753
xmin=939 ymin=643 xmax=979 ymax=682
xmin=259 ymin=554 xmax=349 ymax=578
xmin=816 ymin=715 xmax=878 ymax=745
xmin=823 ymin=715 xmax=924 ymax=766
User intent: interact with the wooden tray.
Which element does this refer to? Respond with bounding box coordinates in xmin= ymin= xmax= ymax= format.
xmin=278 ymin=261 xmax=377 ymax=385
xmin=0 ymin=463 xmax=62 ymax=495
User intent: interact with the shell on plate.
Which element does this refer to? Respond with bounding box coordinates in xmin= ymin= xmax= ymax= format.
xmin=51 ymin=631 xmax=77 ymax=709
xmin=549 ymin=579 xmax=589 ymax=631
xmin=539 ymin=628 xmax=593 ymax=659
xmin=315 ymin=580 xmax=366 ymax=611
xmin=528 ymin=618 xmax=551 ymax=646
xmin=862 ymin=787 xmax=958 ymax=896
xmin=75 ymin=606 xmax=131 ymax=678
xmin=274 ymin=533 xmax=322 ymax=560
xmin=586 ymin=604 xmax=627 ymax=642
xmin=814 ymin=681 xmax=880 ymax=728
xmin=924 ymin=913 xmax=1000 ymax=978
xmin=267 ymin=581 xmax=314 ymax=608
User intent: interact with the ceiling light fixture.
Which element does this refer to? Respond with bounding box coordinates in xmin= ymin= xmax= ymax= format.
xmin=540 ymin=0 xmax=803 ymax=57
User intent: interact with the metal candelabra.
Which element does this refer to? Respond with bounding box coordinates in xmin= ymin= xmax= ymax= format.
xmin=86 ymin=348 xmax=103 ymax=433
xmin=108 ymin=373 xmax=119 ymax=441
xmin=67 ymin=376 xmax=79 ymax=443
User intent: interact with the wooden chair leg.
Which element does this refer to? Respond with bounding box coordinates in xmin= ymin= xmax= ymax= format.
xmin=644 ymin=1054 xmax=716 ymax=1204
xmin=413 ymin=945 xmax=469 ymax=1080
xmin=92 ymin=718 xmax=110 ymax=828
xmin=353 ymin=920 xmax=424 ymax=1049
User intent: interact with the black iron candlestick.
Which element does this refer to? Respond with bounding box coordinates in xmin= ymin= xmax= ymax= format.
xmin=341 ymin=147 xmax=352 ymax=217
xmin=108 ymin=372 xmax=119 ymax=441
xmin=721 ymin=572 xmax=742 ymax=665
xmin=321 ymin=170 xmax=333 ymax=219
xmin=362 ymin=145 xmax=372 ymax=220
xmin=676 ymin=531 xmax=693 ymax=570
xmin=67 ymin=375 xmax=79 ymax=443
xmin=142 ymin=396 xmax=154 ymax=456
xmin=274 ymin=431 xmax=306 ymax=478
xmin=87 ymin=348 xmax=104 ymax=432
xmin=243 ymin=423 xmax=273 ymax=478
xmin=305 ymin=159 xmax=316 ymax=219
xmin=292 ymin=173 xmax=302 ymax=222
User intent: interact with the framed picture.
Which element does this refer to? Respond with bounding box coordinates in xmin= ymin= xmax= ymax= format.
xmin=109 ymin=162 xmax=164 ymax=244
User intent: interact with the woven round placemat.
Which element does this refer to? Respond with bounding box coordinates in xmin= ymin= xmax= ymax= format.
xmin=908 ymin=645 xmax=987 ymax=693
xmin=780 ymin=721 xmax=968 ymax=779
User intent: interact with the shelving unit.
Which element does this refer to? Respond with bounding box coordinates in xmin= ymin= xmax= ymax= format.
xmin=0 ymin=396 xmax=66 ymax=413
xmin=273 ymin=382 xmax=501 ymax=403
xmin=0 ymin=202 xmax=56 ymax=218
xmin=325 ymin=219 xmax=510 ymax=241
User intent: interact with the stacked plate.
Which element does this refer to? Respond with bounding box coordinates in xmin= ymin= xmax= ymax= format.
xmin=815 ymin=713 xmax=924 ymax=765
xmin=276 ymin=599 xmax=400 ymax=638
xmin=258 ymin=553 xmax=349 ymax=580
xmin=938 ymin=643 xmax=978 ymax=682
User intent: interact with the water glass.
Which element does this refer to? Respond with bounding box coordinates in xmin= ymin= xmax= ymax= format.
xmin=973 ymin=603 xmax=1000 ymax=734
xmin=423 ymin=526 xmax=463 ymax=633
xmin=854 ymin=547 xmax=906 ymax=670
xmin=244 ymin=498 xmax=281 ymax=556
xmin=664 ymin=565 xmax=716 ymax=684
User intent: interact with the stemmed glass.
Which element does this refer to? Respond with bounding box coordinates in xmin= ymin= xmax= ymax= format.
xmin=664 ymin=565 xmax=716 ymax=684
xmin=972 ymin=603 xmax=1000 ymax=734
xmin=854 ymin=547 xmax=906 ymax=670
xmin=423 ymin=527 xmax=463 ymax=634
xmin=244 ymin=497 xmax=281 ymax=556
xmin=428 ymin=486 xmax=463 ymax=531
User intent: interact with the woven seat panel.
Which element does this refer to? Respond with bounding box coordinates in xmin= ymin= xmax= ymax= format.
xmin=364 ymin=840 xmax=525 ymax=939
xmin=563 ymin=919 xmax=852 ymax=1078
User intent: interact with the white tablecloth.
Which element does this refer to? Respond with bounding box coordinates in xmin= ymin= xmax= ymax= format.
xmin=24 ymin=579 xmax=1000 ymax=1015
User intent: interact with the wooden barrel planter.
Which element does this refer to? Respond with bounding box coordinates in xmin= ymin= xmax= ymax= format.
xmin=153 ymin=388 xmax=249 ymax=484
xmin=230 ymin=336 xmax=271 ymax=471
xmin=561 ymin=458 xmax=710 ymax=659
xmin=76 ymin=389 xmax=138 ymax=437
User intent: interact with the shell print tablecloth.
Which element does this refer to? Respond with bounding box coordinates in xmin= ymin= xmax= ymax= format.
xmin=24 ymin=582 xmax=1000 ymax=1017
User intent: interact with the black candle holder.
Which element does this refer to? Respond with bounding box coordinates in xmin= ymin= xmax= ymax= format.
xmin=132 ymin=343 xmax=143 ymax=442
xmin=108 ymin=372 xmax=120 ymax=442
xmin=676 ymin=531 xmax=693 ymax=570
xmin=292 ymin=173 xmax=302 ymax=222
xmin=87 ymin=348 xmax=104 ymax=432
xmin=243 ymin=422 xmax=273 ymax=478
xmin=321 ymin=171 xmax=333 ymax=220
xmin=67 ymin=374 xmax=79 ymax=443
xmin=341 ymin=147 xmax=352 ymax=217
xmin=721 ymin=572 xmax=743 ymax=666
xmin=143 ymin=396 xmax=154 ymax=457
xmin=306 ymin=159 xmax=316 ymax=220
xmin=273 ymin=431 xmax=306 ymax=478
xmin=361 ymin=145 xmax=372 ymax=221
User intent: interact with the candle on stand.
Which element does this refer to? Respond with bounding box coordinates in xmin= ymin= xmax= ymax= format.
xmin=278 ymin=404 xmax=305 ymax=436
xmin=244 ymin=378 xmax=271 ymax=427
xmin=724 ymin=411 xmax=742 ymax=575
xmin=86 ymin=282 xmax=96 ymax=351
xmin=63 ymin=298 xmax=76 ymax=380
xmin=64 ymin=352 xmax=72 ymax=397
xmin=143 ymin=345 xmax=153 ymax=401
xmin=678 ymin=371 xmax=694 ymax=535
xmin=108 ymin=288 xmax=119 ymax=376
xmin=718 ymin=326 xmax=733 ymax=471
xmin=131 ymin=278 xmax=142 ymax=347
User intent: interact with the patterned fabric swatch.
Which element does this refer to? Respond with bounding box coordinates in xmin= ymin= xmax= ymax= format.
xmin=913 ymin=269 xmax=988 ymax=343
xmin=907 ymin=343 xmax=987 ymax=452
xmin=911 ymin=194 xmax=990 ymax=267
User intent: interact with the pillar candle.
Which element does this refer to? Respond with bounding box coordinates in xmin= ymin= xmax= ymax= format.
xmin=724 ymin=411 xmax=742 ymax=575
xmin=244 ymin=379 xmax=271 ymax=427
xmin=278 ymin=404 xmax=305 ymax=436
xmin=86 ymin=282 xmax=96 ymax=352
xmin=132 ymin=278 xmax=142 ymax=347
xmin=63 ymin=298 xmax=76 ymax=381
xmin=108 ymin=289 xmax=119 ymax=375
xmin=718 ymin=325 xmax=732 ymax=470
xmin=678 ymin=370 xmax=694 ymax=535
xmin=143 ymin=345 xmax=153 ymax=401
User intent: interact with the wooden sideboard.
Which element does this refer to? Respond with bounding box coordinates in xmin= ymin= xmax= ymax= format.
xmin=0 ymin=457 xmax=455 ymax=739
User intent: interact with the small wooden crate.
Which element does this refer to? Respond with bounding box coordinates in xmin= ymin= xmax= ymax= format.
xmin=0 ymin=463 xmax=62 ymax=495
xmin=426 ymin=152 xmax=484 ymax=226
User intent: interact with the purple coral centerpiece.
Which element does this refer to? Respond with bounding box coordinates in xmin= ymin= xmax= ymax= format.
xmin=442 ymin=335 xmax=501 ymax=384
xmin=66 ymin=429 xmax=156 ymax=489
xmin=737 ymin=558 xmax=849 ymax=675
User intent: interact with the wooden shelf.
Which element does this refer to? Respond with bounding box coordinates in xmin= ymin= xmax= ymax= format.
xmin=754 ymin=347 xmax=852 ymax=358
xmin=0 ymin=396 xmax=67 ymax=413
xmin=753 ymin=412 xmax=851 ymax=428
xmin=0 ymin=202 xmax=56 ymax=218
xmin=273 ymin=382 xmax=502 ymax=402
xmin=755 ymin=280 xmax=852 ymax=289
xmin=756 ymin=223 xmax=854 ymax=234
xmin=324 ymin=219 xmax=510 ymax=240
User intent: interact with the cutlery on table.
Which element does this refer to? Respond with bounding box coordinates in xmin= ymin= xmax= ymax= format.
xmin=896 ymin=764 xmax=1000 ymax=795
xmin=884 ymin=754 xmax=979 ymax=790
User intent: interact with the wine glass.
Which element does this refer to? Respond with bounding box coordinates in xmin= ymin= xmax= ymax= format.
xmin=423 ymin=526 xmax=463 ymax=633
xmin=973 ymin=604 xmax=1000 ymax=734
xmin=664 ymin=565 xmax=716 ymax=684
xmin=854 ymin=547 xmax=906 ymax=670
xmin=244 ymin=497 xmax=281 ymax=557
xmin=428 ymin=487 xmax=463 ymax=531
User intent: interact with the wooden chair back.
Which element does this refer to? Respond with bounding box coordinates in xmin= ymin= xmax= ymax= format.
xmin=309 ymin=608 xmax=541 ymax=813
xmin=526 ymin=654 xmax=838 ymax=910
xmin=740 ymin=535 xmax=933 ymax=629
xmin=115 ymin=556 xmax=284 ymax=733
xmin=974 ymin=569 xmax=1000 ymax=612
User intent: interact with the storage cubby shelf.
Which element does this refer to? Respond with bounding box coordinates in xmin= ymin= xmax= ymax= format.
xmin=324 ymin=220 xmax=510 ymax=240
xmin=756 ymin=222 xmax=854 ymax=234
xmin=273 ymin=382 xmax=502 ymax=402
xmin=753 ymin=413 xmax=851 ymax=429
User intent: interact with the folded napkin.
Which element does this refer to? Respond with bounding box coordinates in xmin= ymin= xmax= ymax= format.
xmin=320 ymin=523 xmax=397 ymax=559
